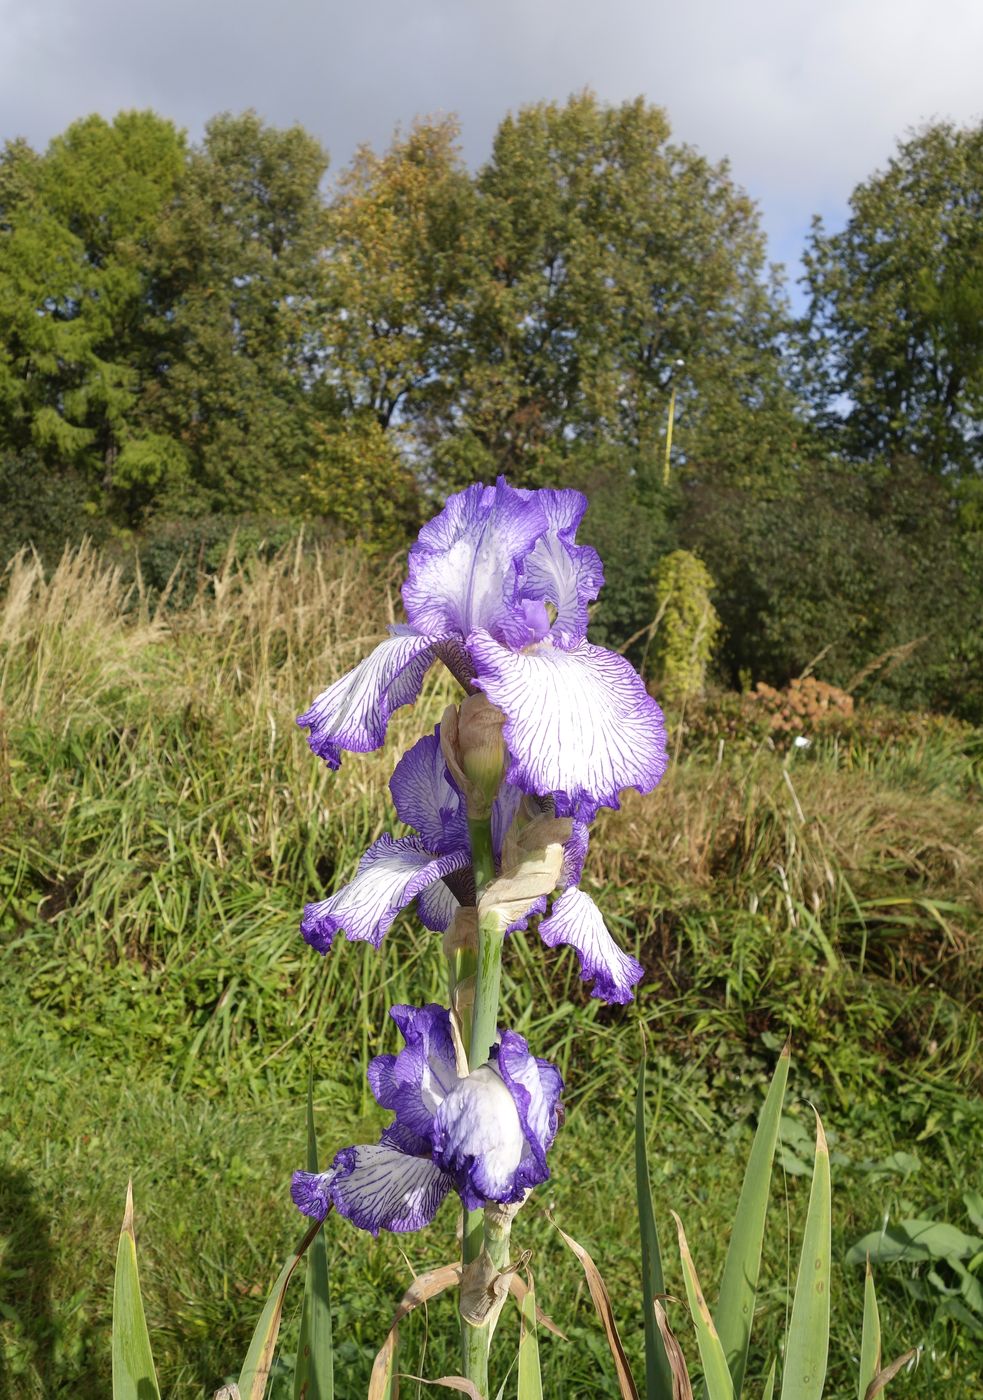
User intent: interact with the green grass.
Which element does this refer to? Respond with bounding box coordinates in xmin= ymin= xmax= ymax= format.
xmin=0 ymin=543 xmax=980 ymax=1397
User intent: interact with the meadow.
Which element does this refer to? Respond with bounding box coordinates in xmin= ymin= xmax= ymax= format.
xmin=0 ymin=541 xmax=980 ymax=1398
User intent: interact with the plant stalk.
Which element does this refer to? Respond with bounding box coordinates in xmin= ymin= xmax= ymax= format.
xmin=459 ymin=813 xmax=505 ymax=1398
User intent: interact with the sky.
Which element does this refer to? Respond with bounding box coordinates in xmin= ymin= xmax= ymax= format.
xmin=2 ymin=0 xmax=981 ymax=312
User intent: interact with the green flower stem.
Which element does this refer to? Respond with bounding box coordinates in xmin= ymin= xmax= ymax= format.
xmin=460 ymin=814 xmax=505 ymax=1397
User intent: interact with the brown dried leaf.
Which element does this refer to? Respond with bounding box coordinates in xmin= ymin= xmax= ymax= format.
xmin=864 ymin=1348 xmax=919 ymax=1399
xmin=401 ymin=1377 xmax=484 ymax=1398
xmin=368 ymin=1263 xmax=463 ymax=1400
xmin=507 ymin=1273 xmax=568 ymax=1340
xmin=548 ymin=1213 xmax=639 ymax=1400
xmin=653 ymin=1300 xmax=694 ymax=1400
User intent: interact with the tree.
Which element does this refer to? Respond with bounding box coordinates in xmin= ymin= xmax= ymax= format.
xmin=142 ymin=111 xmax=330 ymax=515
xmin=0 ymin=113 xmax=186 ymax=510
xmin=419 ymin=92 xmax=801 ymax=490
xmin=799 ymin=121 xmax=983 ymax=477
xmin=318 ymin=118 xmax=478 ymax=454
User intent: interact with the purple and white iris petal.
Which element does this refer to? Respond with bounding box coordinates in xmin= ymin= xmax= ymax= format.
xmin=490 ymin=780 xmax=524 ymax=866
xmin=330 ymin=1142 xmax=453 ymax=1235
xmin=558 ymin=820 xmax=591 ymax=891
xmin=538 ymin=886 xmax=644 ymax=1005
xmin=291 ymin=1168 xmax=335 ymax=1222
xmin=494 ymin=1031 xmax=563 ymax=1184
xmin=432 ymin=1065 xmax=529 ymax=1211
xmin=368 ymin=1003 xmax=461 ymax=1143
xmin=470 ymin=632 xmax=669 ymax=821
xmin=403 ymin=479 xmax=547 ymax=639
xmin=389 ymin=729 xmax=469 ymax=857
xmin=516 ymin=488 xmax=604 ymax=644
xmin=416 ymin=875 xmax=461 ymax=933
xmin=301 ymin=836 xmax=469 ymax=952
xmin=298 ymin=628 xmax=438 ymax=768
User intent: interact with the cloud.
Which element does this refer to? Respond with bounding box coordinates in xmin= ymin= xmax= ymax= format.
xmin=2 ymin=0 xmax=980 ymax=293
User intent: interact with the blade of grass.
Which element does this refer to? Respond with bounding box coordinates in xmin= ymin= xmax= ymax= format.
xmin=858 ymin=1257 xmax=881 ymax=1400
xmin=294 ymin=1069 xmax=334 ymax=1400
xmin=671 ymin=1213 xmax=734 ymax=1400
xmin=779 ymin=1111 xmax=830 ymax=1400
xmin=712 ymin=1041 xmax=790 ymax=1395
xmin=637 ymin=1060 xmax=675 ymax=1400
xmin=761 ymin=1359 xmax=777 ymax=1400
xmin=112 ymin=1182 xmax=161 ymax=1400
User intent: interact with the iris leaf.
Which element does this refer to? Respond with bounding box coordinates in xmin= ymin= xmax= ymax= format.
xmin=636 ymin=1059 xmax=675 ymax=1400
xmin=711 ymin=1041 xmax=790 ymax=1395
xmin=779 ymin=1111 xmax=831 ymax=1400
xmin=112 ymin=1182 xmax=161 ymax=1400
xmin=517 ymin=1268 xmax=545 ymax=1400
xmin=672 ymin=1213 xmax=734 ymax=1400
xmin=858 ymin=1258 xmax=881 ymax=1400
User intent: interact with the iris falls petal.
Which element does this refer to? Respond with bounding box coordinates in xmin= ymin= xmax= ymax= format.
xmin=330 ymin=1142 xmax=452 ymax=1235
xmin=470 ymin=633 xmax=668 ymax=819
xmin=301 ymin=835 xmax=469 ymax=951
xmin=297 ymin=628 xmax=438 ymax=769
xmin=538 ymin=886 xmax=643 ymax=1004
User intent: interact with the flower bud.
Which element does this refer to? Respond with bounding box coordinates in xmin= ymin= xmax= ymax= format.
xmin=440 ymin=693 xmax=507 ymax=817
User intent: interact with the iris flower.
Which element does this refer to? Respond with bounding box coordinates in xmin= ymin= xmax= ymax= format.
xmin=302 ymin=726 xmax=644 ymax=1004
xmin=292 ymin=1003 xmax=563 ymax=1233
xmin=299 ymin=479 xmax=667 ymax=822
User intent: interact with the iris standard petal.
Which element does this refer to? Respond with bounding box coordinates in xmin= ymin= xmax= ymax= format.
xmin=494 ymin=1030 xmax=563 ymax=1184
xmin=538 ymin=886 xmax=643 ymax=1004
xmin=402 ymin=479 xmax=547 ymax=639
xmin=389 ymin=728 xmax=468 ymax=856
xmin=329 ymin=1142 xmax=453 ymax=1235
xmin=432 ymin=1065 xmax=529 ymax=1210
xmin=297 ymin=627 xmax=438 ymax=769
xmin=301 ymin=835 xmax=469 ymax=952
xmin=470 ymin=632 xmax=669 ymax=820
xmin=367 ymin=1003 xmax=461 ymax=1144
xmin=515 ymin=487 xmax=604 ymax=643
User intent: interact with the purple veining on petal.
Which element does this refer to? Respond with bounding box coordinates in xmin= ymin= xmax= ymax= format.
xmin=470 ymin=632 xmax=669 ymax=821
xmin=329 ymin=1142 xmax=453 ymax=1235
xmin=291 ymin=1169 xmax=335 ymax=1221
xmin=367 ymin=1003 xmax=460 ymax=1143
xmin=416 ymin=875 xmax=461 ymax=932
xmin=403 ymin=479 xmax=547 ymax=639
xmin=490 ymin=779 xmax=524 ymax=867
xmin=538 ymin=886 xmax=644 ymax=1004
xmin=559 ymin=820 xmax=591 ymax=891
xmin=494 ymin=1029 xmax=563 ymax=1189
xmin=514 ymin=487 xmax=604 ymax=645
xmin=301 ymin=835 xmax=469 ymax=952
xmin=297 ymin=629 xmax=438 ymax=769
xmin=389 ymin=729 xmax=468 ymax=857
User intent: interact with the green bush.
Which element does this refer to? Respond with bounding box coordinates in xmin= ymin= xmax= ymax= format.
xmin=0 ymin=449 xmax=104 ymax=566
xmin=682 ymin=457 xmax=983 ymax=720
